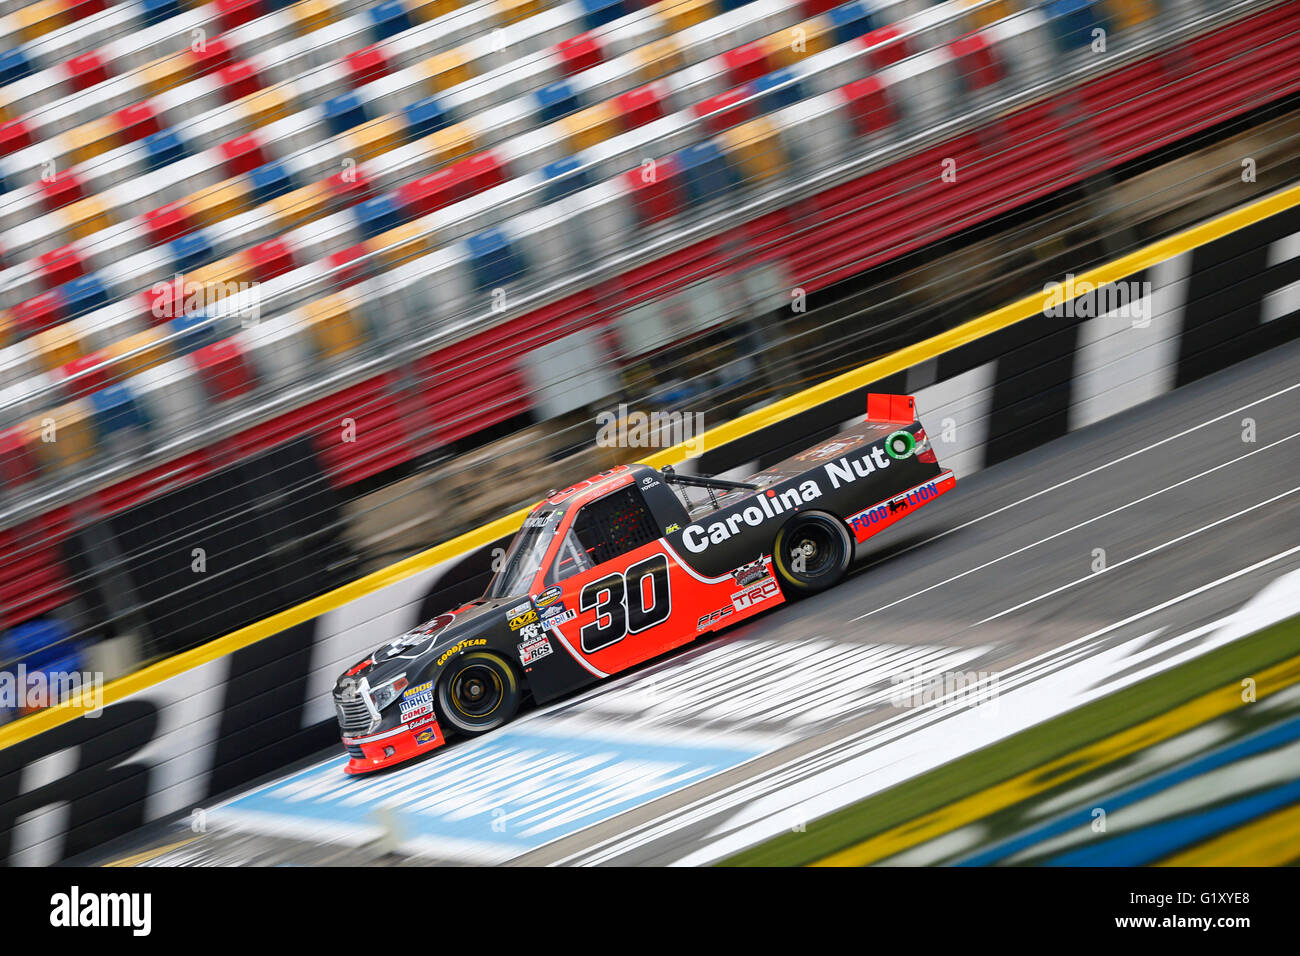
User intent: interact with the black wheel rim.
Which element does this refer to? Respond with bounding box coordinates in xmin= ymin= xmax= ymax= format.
xmin=789 ymin=523 xmax=838 ymax=578
xmin=450 ymin=664 xmax=504 ymax=720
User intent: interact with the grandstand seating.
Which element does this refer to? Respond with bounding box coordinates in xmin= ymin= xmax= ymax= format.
xmin=1 ymin=0 xmax=1299 ymax=639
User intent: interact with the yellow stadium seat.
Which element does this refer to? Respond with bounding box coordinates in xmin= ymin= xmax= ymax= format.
xmin=409 ymin=0 xmax=460 ymax=22
xmin=368 ymin=221 xmax=435 ymax=271
xmin=562 ymin=102 xmax=620 ymax=152
xmin=655 ymin=0 xmax=715 ymax=35
xmin=270 ymin=182 xmax=333 ymax=230
xmin=106 ymin=328 xmax=170 ymax=378
xmin=634 ymin=38 xmax=684 ymax=83
xmin=959 ymin=0 xmax=1012 ymax=30
xmin=427 ymin=122 xmax=477 ymax=165
xmin=63 ymin=118 xmax=118 ymax=165
xmin=764 ymin=19 xmax=836 ymax=69
xmin=238 ymin=85 xmax=298 ymax=128
xmin=14 ymin=0 xmax=67 ymax=42
xmin=495 ymin=0 xmax=542 ymax=25
xmin=32 ymin=325 xmax=82 ymax=371
xmin=1104 ymin=0 xmax=1157 ymax=31
xmin=304 ymin=293 xmax=369 ymax=359
xmin=60 ymin=197 xmax=114 ymax=241
xmin=723 ymin=117 xmax=785 ymax=183
xmin=185 ymin=179 xmax=252 ymax=228
xmin=347 ymin=116 xmax=408 ymax=162
xmin=29 ymin=401 xmax=96 ymax=470
xmin=420 ymin=49 xmax=474 ymax=93
xmin=289 ymin=0 xmax=338 ymax=35
xmin=141 ymin=54 xmax=194 ymax=97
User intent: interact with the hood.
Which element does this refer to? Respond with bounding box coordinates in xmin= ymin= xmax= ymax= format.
xmin=335 ymin=597 xmax=513 ymax=689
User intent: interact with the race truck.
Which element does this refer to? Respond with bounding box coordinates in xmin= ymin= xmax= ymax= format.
xmin=333 ymin=393 xmax=956 ymax=773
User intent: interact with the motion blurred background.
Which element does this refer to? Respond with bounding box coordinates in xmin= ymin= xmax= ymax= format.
xmin=0 ymin=0 xmax=1299 ymax=866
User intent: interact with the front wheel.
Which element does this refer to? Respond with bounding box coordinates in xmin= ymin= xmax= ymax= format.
xmin=773 ymin=511 xmax=853 ymax=596
xmin=436 ymin=652 xmax=522 ymax=736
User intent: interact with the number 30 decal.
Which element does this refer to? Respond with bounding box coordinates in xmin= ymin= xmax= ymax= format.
xmin=579 ymin=554 xmax=671 ymax=653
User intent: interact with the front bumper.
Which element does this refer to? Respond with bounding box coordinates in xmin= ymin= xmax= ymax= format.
xmin=341 ymin=717 xmax=446 ymax=774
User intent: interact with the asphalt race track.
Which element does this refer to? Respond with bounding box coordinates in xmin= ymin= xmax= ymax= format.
xmin=98 ymin=339 xmax=1300 ymax=867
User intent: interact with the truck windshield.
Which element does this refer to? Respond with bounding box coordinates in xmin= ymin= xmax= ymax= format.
xmin=485 ymin=509 xmax=562 ymax=599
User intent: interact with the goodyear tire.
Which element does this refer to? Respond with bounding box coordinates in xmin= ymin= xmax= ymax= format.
xmin=773 ymin=511 xmax=853 ymax=596
xmin=884 ymin=430 xmax=916 ymax=460
xmin=436 ymin=652 xmax=521 ymax=736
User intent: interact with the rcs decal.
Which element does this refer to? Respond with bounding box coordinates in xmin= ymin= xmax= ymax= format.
xmin=578 ymin=554 xmax=671 ymax=653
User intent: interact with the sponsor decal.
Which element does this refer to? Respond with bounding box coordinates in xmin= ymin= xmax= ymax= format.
xmin=534 ymin=586 xmax=562 ymax=608
xmin=696 ymin=606 xmax=734 ymax=630
xmin=541 ymin=607 xmax=576 ymax=630
xmin=509 ymin=608 xmax=539 ymax=630
xmin=400 ymin=698 xmax=433 ymax=724
xmin=522 ymin=511 xmax=556 ymax=528
xmin=682 ymin=479 xmax=823 ymax=553
xmin=665 ymin=523 xmax=680 ymax=534
xmin=400 ymin=680 xmax=434 ymax=722
xmin=518 ymin=632 xmax=553 ymax=666
xmin=731 ymin=558 xmax=769 ymax=587
xmin=436 ymin=638 xmax=487 ymax=666
xmin=507 ymin=601 xmax=531 ymax=618
xmin=849 ymin=482 xmax=939 ymax=533
xmin=415 ymin=727 xmax=439 ymax=745
xmin=732 ymin=578 xmax=780 ymax=612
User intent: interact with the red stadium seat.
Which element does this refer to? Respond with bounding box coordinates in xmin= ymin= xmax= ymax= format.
xmin=557 ymin=33 xmax=605 ymax=76
xmin=863 ymin=25 xmax=910 ymax=69
xmin=38 ymin=171 xmax=85 ymax=213
xmin=144 ymin=203 xmax=193 ymax=247
xmin=246 ymin=239 xmax=297 ymax=282
xmin=217 ymin=60 xmax=264 ymax=102
xmin=722 ymin=42 xmax=770 ymax=86
xmin=346 ymin=46 xmax=392 ymax=87
xmin=842 ymin=76 xmax=895 ymax=134
xmin=219 ymin=134 xmax=269 ymax=177
xmin=192 ymin=338 xmax=256 ymax=400
xmin=65 ymin=51 xmax=109 ymax=91
xmin=37 ymin=246 xmax=85 ymax=290
xmin=615 ymin=84 xmax=665 ymax=129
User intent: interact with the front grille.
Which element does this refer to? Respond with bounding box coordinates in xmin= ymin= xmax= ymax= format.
xmin=335 ymin=696 xmax=375 ymax=736
xmin=345 ymin=743 xmax=365 ymax=760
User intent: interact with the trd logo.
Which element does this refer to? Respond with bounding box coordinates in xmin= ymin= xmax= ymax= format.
xmin=732 ymin=578 xmax=779 ymax=611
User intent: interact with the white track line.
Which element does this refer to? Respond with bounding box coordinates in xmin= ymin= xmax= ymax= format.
xmin=564 ymin=544 xmax=1300 ymax=866
xmin=972 ymin=486 xmax=1300 ymax=626
xmin=853 ymin=430 xmax=1300 ymax=620
xmin=858 ymin=379 xmax=1300 ymax=571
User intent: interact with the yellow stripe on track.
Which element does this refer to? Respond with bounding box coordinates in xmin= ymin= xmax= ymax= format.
xmin=5 ymin=183 xmax=1300 ymax=753
xmin=812 ymin=653 xmax=1300 ymax=866
xmin=1157 ymin=801 xmax=1300 ymax=866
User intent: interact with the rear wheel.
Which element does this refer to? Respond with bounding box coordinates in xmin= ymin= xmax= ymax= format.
xmin=773 ymin=511 xmax=853 ymax=596
xmin=436 ymin=652 xmax=522 ymax=736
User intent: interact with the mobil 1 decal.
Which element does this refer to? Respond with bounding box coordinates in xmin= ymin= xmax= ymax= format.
xmin=579 ymin=554 xmax=672 ymax=654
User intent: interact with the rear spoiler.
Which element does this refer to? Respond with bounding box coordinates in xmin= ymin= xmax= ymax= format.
xmin=866 ymin=393 xmax=917 ymax=424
